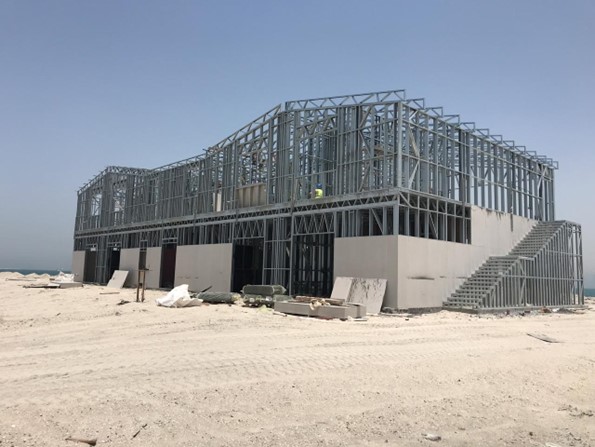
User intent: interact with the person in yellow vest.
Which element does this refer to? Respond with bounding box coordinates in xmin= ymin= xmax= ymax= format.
xmin=314 ymin=183 xmax=324 ymax=199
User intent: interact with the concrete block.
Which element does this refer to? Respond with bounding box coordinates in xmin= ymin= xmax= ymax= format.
xmin=312 ymin=305 xmax=358 ymax=319
xmin=273 ymin=301 xmax=364 ymax=319
xmin=274 ymin=301 xmax=312 ymax=316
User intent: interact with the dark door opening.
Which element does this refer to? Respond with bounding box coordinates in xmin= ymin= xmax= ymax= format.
xmin=83 ymin=249 xmax=97 ymax=283
xmin=139 ymin=249 xmax=147 ymax=270
xmin=292 ymin=233 xmax=334 ymax=297
xmin=109 ymin=247 xmax=120 ymax=279
xmin=232 ymin=239 xmax=264 ymax=292
xmin=160 ymin=243 xmax=177 ymax=289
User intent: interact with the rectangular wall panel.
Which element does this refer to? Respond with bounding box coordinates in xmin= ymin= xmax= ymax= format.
xmin=174 ymin=244 xmax=233 ymax=293
xmin=397 ymin=206 xmax=537 ymax=309
xmin=145 ymin=247 xmax=162 ymax=289
xmin=119 ymin=248 xmax=140 ymax=287
xmin=333 ymin=236 xmax=398 ymax=309
xmin=71 ymin=251 xmax=85 ymax=283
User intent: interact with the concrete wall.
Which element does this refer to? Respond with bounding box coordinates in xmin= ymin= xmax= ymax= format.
xmin=119 ymin=248 xmax=140 ymax=287
xmin=470 ymin=207 xmax=536 ymax=256
xmin=333 ymin=236 xmax=398 ymax=309
xmin=145 ymin=247 xmax=162 ymax=289
xmin=174 ymin=244 xmax=233 ymax=293
xmin=396 ymin=206 xmax=537 ymax=309
xmin=71 ymin=251 xmax=85 ymax=283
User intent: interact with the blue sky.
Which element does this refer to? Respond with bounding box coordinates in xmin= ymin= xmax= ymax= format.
xmin=0 ymin=0 xmax=593 ymax=285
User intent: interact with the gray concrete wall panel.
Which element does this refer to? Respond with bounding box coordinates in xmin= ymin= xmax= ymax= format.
xmin=145 ymin=247 xmax=162 ymax=289
xmin=71 ymin=251 xmax=85 ymax=283
xmin=397 ymin=206 xmax=537 ymax=309
xmin=333 ymin=236 xmax=398 ymax=309
xmin=174 ymin=244 xmax=232 ymax=293
xmin=119 ymin=248 xmax=140 ymax=287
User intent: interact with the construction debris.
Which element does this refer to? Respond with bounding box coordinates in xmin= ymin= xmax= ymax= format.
xmin=243 ymin=294 xmax=274 ymax=307
xmin=274 ymin=297 xmax=366 ymax=320
xmin=242 ymin=284 xmax=286 ymax=296
xmin=527 ymin=333 xmax=561 ymax=343
xmin=238 ymin=284 xmax=289 ymax=308
xmin=65 ymin=437 xmax=97 ymax=446
xmin=422 ymin=432 xmax=442 ymax=441
xmin=197 ymin=292 xmax=242 ymax=305
xmin=131 ymin=423 xmax=148 ymax=439
xmin=156 ymin=284 xmax=203 ymax=308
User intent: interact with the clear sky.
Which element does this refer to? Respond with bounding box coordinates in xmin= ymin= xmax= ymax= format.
xmin=0 ymin=0 xmax=593 ymax=285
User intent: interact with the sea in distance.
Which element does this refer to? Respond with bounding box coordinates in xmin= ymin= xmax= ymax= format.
xmin=0 ymin=268 xmax=70 ymax=276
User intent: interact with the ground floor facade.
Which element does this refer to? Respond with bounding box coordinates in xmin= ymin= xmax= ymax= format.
xmin=72 ymin=189 xmax=538 ymax=309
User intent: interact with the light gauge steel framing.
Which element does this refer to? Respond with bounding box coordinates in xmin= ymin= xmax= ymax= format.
xmin=74 ymin=90 xmax=565 ymax=297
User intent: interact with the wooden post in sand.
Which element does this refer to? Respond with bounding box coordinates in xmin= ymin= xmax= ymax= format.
xmin=136 ymin=269 xmax=147 ymax=302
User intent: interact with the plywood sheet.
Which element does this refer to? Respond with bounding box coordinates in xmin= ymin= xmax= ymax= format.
xmin=107 ymin=270 xmax=129 ymax=289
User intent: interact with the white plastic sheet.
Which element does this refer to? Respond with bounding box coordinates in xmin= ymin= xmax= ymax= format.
xmin=156 ymin=284 xmax=203 ymax=308
xmin=53 ymin=271 xmax=75 ymax=283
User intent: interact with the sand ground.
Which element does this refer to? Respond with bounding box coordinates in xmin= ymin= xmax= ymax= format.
xmin=0 ymin=272 xmax=593 ymax=447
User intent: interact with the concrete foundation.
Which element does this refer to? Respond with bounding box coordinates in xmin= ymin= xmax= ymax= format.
xmin=71 ymin=251 xmax=85 ymax=283
xmin=174 ymin=244 xmax=232 ymax=292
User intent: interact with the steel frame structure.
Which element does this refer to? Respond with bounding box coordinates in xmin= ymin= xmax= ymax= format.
xmin=74 ymin=90 xmax=564 ymax=293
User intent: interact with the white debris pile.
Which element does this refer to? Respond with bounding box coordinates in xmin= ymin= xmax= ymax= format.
xmin=156 ymin=284 xmax=203 ymax=308
xmin=52 ymin=272 xmax=75 ymax=283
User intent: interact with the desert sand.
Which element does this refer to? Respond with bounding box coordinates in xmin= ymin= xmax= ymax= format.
xmin=0 ymin=272 xmax=593 ymax=447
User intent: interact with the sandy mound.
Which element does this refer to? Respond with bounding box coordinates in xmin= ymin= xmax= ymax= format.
xmin=0 ymin=271 xmax=24 ymax=280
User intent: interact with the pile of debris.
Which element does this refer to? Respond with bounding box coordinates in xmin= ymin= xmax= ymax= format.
xmin=22 ymin=272 xmax=83 ymax=289
xmin=156 ymin=284 xmax=289 ymax=308
xmin=154 ymin=276 xmax=388 ymax=322
xmin=274 ymin=296 xmax=367 ymax=320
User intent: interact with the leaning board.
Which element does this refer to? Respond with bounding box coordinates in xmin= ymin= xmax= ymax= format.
xmin=107 ymin=270 xmax=129 ymax=289
xmin=331 ymin=277 xmax=387 ymax=314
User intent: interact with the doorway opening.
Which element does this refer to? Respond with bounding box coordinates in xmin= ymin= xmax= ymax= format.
xmin=292 ymin=233 xmax=334 ymax=297
xmin=83 ymin=248 xmax=97 ymax=283
xmin=160 ymin=243 xmax=177 ymax=289
xmin=232 ymin=238 xmax=264 ymax=292
xmin=108 ymin=247 xmax=120 ymax=279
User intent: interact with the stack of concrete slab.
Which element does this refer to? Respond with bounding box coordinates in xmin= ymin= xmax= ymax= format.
xmin=330 ymin=277 xmax=387 ymax=314
xmin=242 ymin=284 xmax=288 ymax=307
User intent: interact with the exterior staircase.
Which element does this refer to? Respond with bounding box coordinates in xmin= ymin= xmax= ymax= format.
xmin=444 ymin=221 xmax=583 ymax=311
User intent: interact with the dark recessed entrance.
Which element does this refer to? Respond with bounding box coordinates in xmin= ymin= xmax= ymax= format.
xmin=83 ymin=249 xmax=97 ymax=283
xmin=232 ymin=239 xmax=264 ymax=292
xmin=108 ymin=247 xmax=120 ymax=279
xmin=160 ymin=243 xmax=177 ymax=289
xmin=292 ymin=233 xmax=334 ymax=297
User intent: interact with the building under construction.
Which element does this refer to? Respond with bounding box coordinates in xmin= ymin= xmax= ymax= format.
xmin=72 ymin=90 xmax=584 ymax=311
